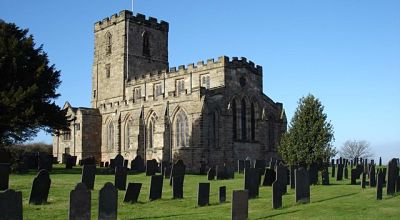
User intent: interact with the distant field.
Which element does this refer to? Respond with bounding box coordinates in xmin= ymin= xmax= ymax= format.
xmin=8 ymin=165 xmax=400 ymax=220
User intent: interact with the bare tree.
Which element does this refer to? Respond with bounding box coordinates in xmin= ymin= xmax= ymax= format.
xmin=339 ymin=140 xmax=374 ymax=159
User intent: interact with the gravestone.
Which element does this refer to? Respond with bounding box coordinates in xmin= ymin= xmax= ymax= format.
xmin=276 ymin=164 xmax=287 ymax=195
xmin=386 ymin=158 xmax=398 ymax=195
xmin=344 ymin=165 xmax=349 ymax=179
xmin=396 ymin=176 xmax=400 ymax=193
xmin=0 ymin=189 xmax=23 ymax=220
xmin=232 ymin=190 xmax=248 ymax=220
xmin=0 ymin=163 xmax=10 ymax=190
xmin=69 ymin=183 xmax=91 ymax=220
xmin=0 ymin=148 xmax=11 ymax=164
xmin=219 ymin=186 xmax=226 ymax=203
xmin=255 ymin=160 xmax=266 ymax=184
xmin=65 ymin=155 xmax=77 ymax=169
xmin=114 ymin=166 xmax=127 ymax=190
xmin=99 ymin=182 xmax=118 ymax=220
xmin=170 ymin=160 xmax=186 ymax=186
xmin=369 ymin=165 xmax=376 ymax=187
xmin=379 ymin=157 xmax=382 ymax=166
xmin=100 ymin=162 xmax=104 ymax=167
xmin=272 ymin=179 xmax=282 ymax=209
xmin=289 ymin=165 xmax=296 ymax=189
xmin=295 ymin=167 xmax=310 ymax=203
xmin=382 ymin=168 xmax=387 ymax=184
xmin=226 ymin=166 xmax=235 ymax=179
xmin=146 ymin=159 xmax=158 ymax=176
xmin=81 ymin=156 xmax=96 ymax=166
xmin=124 ymin=183 xmax=142 ymax=203
xmin=350 ymin=168 xmax=358 ymax=185
xmin=81 ymin=164 xmax=96 ymax=190
xmin=308 ymin=164 xmax=318 ymax=185
xmin=321 ymin=167 xmax=330 ymax=185
xmin=331 ymin=159 xmax=335 ymax=178
xmin=216 ymin=165 xmax=227 ymax=180
xmin=105 ymin=162 xmax=109 ymax=167
xmin=172 ymin=175 xmax=184 ymax=199
xmin=376 ymin=169 xmax=384 ymax=200
xmin=149 ymin=175 xmax=163 ymax=201
xmin=238 ymin=160 xmax=245 ymax=173
xmin=109 ymin=159 xmax=115 ymax=169
xmin=361 ymin=172 xmax=366 ymax=188
xmin=197 ymin=182 xmax=210 ymax=206
xmin=336 ymin=163 xmax=344 ymax=181
xmin=29 ymin=169 xmax=51 ymax=205
xmin=244 ymin=160 xmax=251 ymax=170
xmin=38 ymin=153 xmax=53 ymax=171
xmin=123 ymin=159 xmax=128 ymax=168
xmin=262 ymin=168 xmax=276 ymax=186
xmin=207 ymin=167 xmax=216 ymax=180
xmin=244 ymin=168 xmax=259 ymax=198
xmin=131 ymin=155 xmax=145 ymax=172
xmin=114 ymin=154 xmax=124 ymax=168
xmin=160 ymin=161 xmax=169 ymax=176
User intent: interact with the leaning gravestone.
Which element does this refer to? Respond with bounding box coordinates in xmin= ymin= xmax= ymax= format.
xmin=207 ymin=167 xmax=216 ymax=180
xmin=262 ymin=168 xmax=276 ymax=186
xmin=29 ymin=169 xmax=51 ymax=205
xmin=114 ymin=166 xmax=127 ymax=190
xmin=295 ymin=167 xmax=310 ymax=204
xmin=386 ymin=158 xmax=398 ymax=196
xmin=376 ymin=169 xmax=384 ymax=200
xmin=69 ymin=183 xmax=91 ymax=220
xmin=81 ymin=164 xmax=96 ymax=190
xmin=131 ymin=155 xmax=145 ymax=172
xmin=124 ymin=183 xmax=142 ymax=203
xmin=114 ymin=154 xmax=124 ymax=168
xmin=0 ymin=163 xmax=10 ymax=190
xmin=99 ymin=182 xmax=118 ymax=220
xmin=244 ymin=168 xmax=259 ymax=198
xmin=0 ymin=189 xmax=23 ymax=220
xmin=172 ymin=175 xmax=184 ymax=199
xmin=232 ymin=190 xmax=248 ymax=220
xmin=219 ymin=186 xmax=226 ymax=203
xmin=197 ymin=182 xmax=210 ymax=206
xmin=149 ymin=175 xmax=163 ymax=201
xmin=146 ymin=159 xmax=158 ymax=176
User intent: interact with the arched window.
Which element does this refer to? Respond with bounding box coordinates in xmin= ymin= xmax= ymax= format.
xmin=125 ymin=119 xmax=133 ymax=150
xmin=175 ymin=110 xmax=189 ymax=147
xmin=142 ymin=31 xmax=150 ymax=56
xmin=108 ymin=122 xmax=114 ymax=150
xmin=148 ymin=116 xmax=155 ymax=148
xmin=232 ymin=100 xmax=237 ymax=141
xmin=105 ymin=32 xmax=112 ymax=55
xmin=251 ymin=103 xmax=255 ymax=141
xmin=241 ymin=98 xmax=247 ymax=141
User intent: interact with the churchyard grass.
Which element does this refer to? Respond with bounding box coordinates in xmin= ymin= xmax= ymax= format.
xmin=8 ymin=165 xmax=400 ymax=219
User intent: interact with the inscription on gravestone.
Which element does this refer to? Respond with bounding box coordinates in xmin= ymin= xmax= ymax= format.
xmin=99 ymin=182 xmax=118 ymax=220
xmin=124 ymin=183 xmax=142 ymax=203
xmin=29 ymin=169 xmax=51 ymax=205
xmin=0 ymin=189 xmax=23 ymax=220
xmin=232 ymin=190 xmax=248 ymax=220
xmin=69 ymin=183 xmax=91 ymax=220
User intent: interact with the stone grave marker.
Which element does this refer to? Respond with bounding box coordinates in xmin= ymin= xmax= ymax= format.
xmin=172 ymin=175 xmax=184 ymax=199
xmin=29 ymin=169 xmax=51 ymax=205
xmin=65 ymin=155 xmax=77 ymax=169
xmin=331 ymin=159 xmax=335 ymax=178
xmin=232 ymin=190 xmax=248 ymax=220
xmin=114 ymin=166 xmax=127 ymax=190
xmin=0 ymin=189 xmax=23 ymax=220
xmin=216 ymin=165 xmax=227 ymax=180
xmin=308 ymin=164 xmax=318 ymax=185
xmin=386 ymin=158 xmax=398 ymax=195
xmin=207 ymin=167 xmax=216 ymax=180
xmin=123 ymin=159 xmax=128 ymax=168
xmin=105 ymin=161 xmax=109 ymax=167
xmin=227 ymin=166 xmax=235 ymax=179
xmin=146 ymin=159 xmax=158 ymax=176
xmin=244 ymin=168 xmax=259 ymax=198
xmin=219 ymin=186 xmax=226 ymax=203
xmin=344 ymin=165 xmax=349 ymax=179
xmin=69 ymin=183 xmax=91 ymax=220
xmin=379 ymin=157 xmax=382 ymax=166
xmin=149 ymin=175 xmax=163 ymax=201
xmin=124 ymin=183 xmax=142 ymax=203
xmin=321 ymin=167 xmax=330 ymax=185
xmin=81 ymin=164 xmax=96 ymax=190
xmin=170 ymin=160 xmax=185 ymax=186
xmin=369 ymin=165 xmax=376 ymax=187
xmin=0 ymin=148 xmax=11 ymax=164
xmin=382 ymin=168 xmax=387 ymax=184
xmin=38 ymin=153 xmax=53 ymax=171
xmin=276 ymin=164 xmax=287 ymax=195
xmin=336 ymin=163 xmax=344 ymax=181
xmin=131 ymin=155 xmax=145 ymax=172
xmin=114 ymin=154 xmax=124 ymax=168
xmin=262 ymin=168 xmax=276 ymax=186
xmin=376 ymin=169 xmax=384 ymax=200
xmin=0 ymin=163 xmax=10 ymax=190
xmin=197 ymin=182 xmax=210 ymax=206
xmin=244 ymin=160 xmax=251 ymax=171
xmin=295 ymin=167 xmax=310 ymax=203
xmin=109 ymin=159 xmax=115 ymax=169
xmin=99 ymin=182 xmax=118 ymax=220
xmin=238 ymin=160 xmax=245 ymax=173
xmin=396 ymin=176 xmax=400 ymax=193
xmin=351 ymin=168 xmax=359 ymax=185
xmin=100 ymin=162 xmax=104 ymax=167
xmin=272 ymin=179 xmax=282 ymax=209
xmin=361 ymin=172 xmax=366 ymax=188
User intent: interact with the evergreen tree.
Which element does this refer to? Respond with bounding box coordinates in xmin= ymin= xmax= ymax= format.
xmin=279 ymin=94 xmax=336 ymax=167
xmin=0 ymin=20 xmax=67 ymax=147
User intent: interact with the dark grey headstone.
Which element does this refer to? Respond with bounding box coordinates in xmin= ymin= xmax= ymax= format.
xmin=29 ymin=169 xmax=51 ymax=205
xmin=244 ymin=160 xmax=251 ymax=170
xmin=114 ymin=154 xmax=124 ymax=168
xmin=238 ymin=160 xmax=245 ymax=173
xmin=351 ymin=168 xmax=359 ymax=185
xmin=69 ymin=183 xmax=91 ymax=220
xmin=344 ymin=165 xmax=349 ymax=179
xmin=379 ymin=157 xmax=382 ymax=166
xmin=131 ymin=155 xmax=145 ymax=172
xmin=149 ymin=175 xmax=163 ymax=201
xmin=197 ymin=182 xmax=210 ymax=206
xmin=276 ymin=164 xmax=287 ymax=195
xmin=308 ymin=164 xmax=318 ymax=185
xmin=331 ymin=159 xmax=335 ymax=178
xmin=262 ymin=168 xmax=276 ymax=186
xmin=172 ymin=175 xmax=184 ymax=199
xmin=81 ymin=164 xmax=96 ymax=190
xmin=114 ymin=166 xmax=127 ymax=190
xmin=369 ymin=165 xmax=376 ymax=187
xmin=396 ymin=176 xmax=400 ymax=193
xmin=124 ymin=183 xmax=142 ymax=203
xmin=99 ymin=182 xmax=118 ymax=220
xmin=336 ymin=163 xmax=344 ymax=181
xmin=386 ymin=158 xmax=398 ymax=195
xmin=0 ymin=189 xmax=23 ymax=220
xmin=216 ymin=165 xmax=227 ymax=180
xmin=0 ymin=163 xmax=10 ymax=190
xmin=244 ymin=168 xmax=259 ymax=198
xmin=146 ymin=159 xmax=158 ymax=176
xmin=232 ymin=190 xmax=248 ymax=220
xmin=361 ymin=172 xmax=366 ymax=188
xmin=65 ymin=155 xmax=77 ymax=169
xmin=295 ymin=167 xmax=310 ymax=203
xmin=376 ymin=169 xmax=384 ymax=200
xmin=321 ymin=167 xmax=330 ymax=185
xmin=123 ymin=159 xmax=128 ymax=168
xmin=219 ymin=186 xmax=226 ymax=203
xmin=207 ymin=167 xmax=216 ymax=180
xmin=38 ymin=153 xmax=53 ymax=171
xmin=169 ymin=160 xmax=185 ymax=185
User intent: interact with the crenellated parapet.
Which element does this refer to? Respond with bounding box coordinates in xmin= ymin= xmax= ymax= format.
xmin=94 ymin=10 xmax=169 ymax=32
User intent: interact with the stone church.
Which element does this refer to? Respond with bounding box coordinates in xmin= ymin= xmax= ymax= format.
xmin=53 ymin=10 xmax=287 ymax=172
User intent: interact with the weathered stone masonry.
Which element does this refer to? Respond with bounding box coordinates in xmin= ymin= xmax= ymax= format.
xmin=53 ymin=10 xmax=287 ymax=172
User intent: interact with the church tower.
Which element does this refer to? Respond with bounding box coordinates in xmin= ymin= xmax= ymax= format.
xmin=91 ymin=10 xmax=169 ymax=108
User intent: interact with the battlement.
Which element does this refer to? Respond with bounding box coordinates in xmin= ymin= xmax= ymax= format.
xmin=128 ymin=56 xmax=262 ymax=84
xmin=94 ymin=10 xmax=169 ymax=32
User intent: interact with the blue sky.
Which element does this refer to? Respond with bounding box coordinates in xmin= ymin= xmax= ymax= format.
xmin=1 ymin=0 xmax=399 ymax=163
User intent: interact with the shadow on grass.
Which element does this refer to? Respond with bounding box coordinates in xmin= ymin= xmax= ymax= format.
xmin=133 ymin=212 xmax=203 ymax=219
xmin=254 ymin=209 xmax=301 ymax=219
xmin=312 ymin=192 xmax=359 ymax=204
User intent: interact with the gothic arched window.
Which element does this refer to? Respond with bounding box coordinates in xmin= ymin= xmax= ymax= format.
xmin=175 ymin=110 xmax=189 ymax=147
xmin=142 ymin=31 xmax=150 ymax=57
xmin=241 ymin=98 xmax=247 ymax=141
xmin=251 ymin=103 xmax=255 ymax=141
xmin=105 ymin=32 xmax=112 ymax=55
xmin=107 ymin=121 xmax=114 ymax=150
xmin=125 ymin=119 xmax=133 ymax=150
xmin=232 ymin=100 xmax=237 ymax=141
xmin=148 ymin=116 xmax=155 ymax=149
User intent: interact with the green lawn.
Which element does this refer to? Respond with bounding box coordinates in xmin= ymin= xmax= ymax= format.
xmin=8 ymin=166 xmax=400 ymax=220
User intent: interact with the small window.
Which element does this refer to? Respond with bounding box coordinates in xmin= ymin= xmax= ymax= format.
xmin=134 ymin=87 xmax=141 ymax=100
xmin=154 ymin=84 xmax=162 ymax=97
xmin=106 ymin=32 xmax=112 ymax=55
xmin=201 ymin=74 xmax=210 ymax=89
xmin=75 ymin=123 xmax=80 ymax=131
xmin=176 ymin=79 xmax=185 ymax=94
xmin=105 ymin=64 xmax=111 ymax=78
xmin=63 ymin=131 xmax=71 ymax=141
xmin=93 ymin=90 xmax=96 ymax=98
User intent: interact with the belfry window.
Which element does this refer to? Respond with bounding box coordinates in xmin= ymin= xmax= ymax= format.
xmin=201 ymin=74 xmax=210 ymax=89
xmin=176 ymin=79 xmax=185 ymax=94
xmin=105 ymin=32 xmax=112 ymax=55
xmin=142 ymin=31 xmax=150 ymax=57
xmin=108 ymin=122 xmax=114 ymax=150
xmin=175 ymin=111 xmax=189 ymax=147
